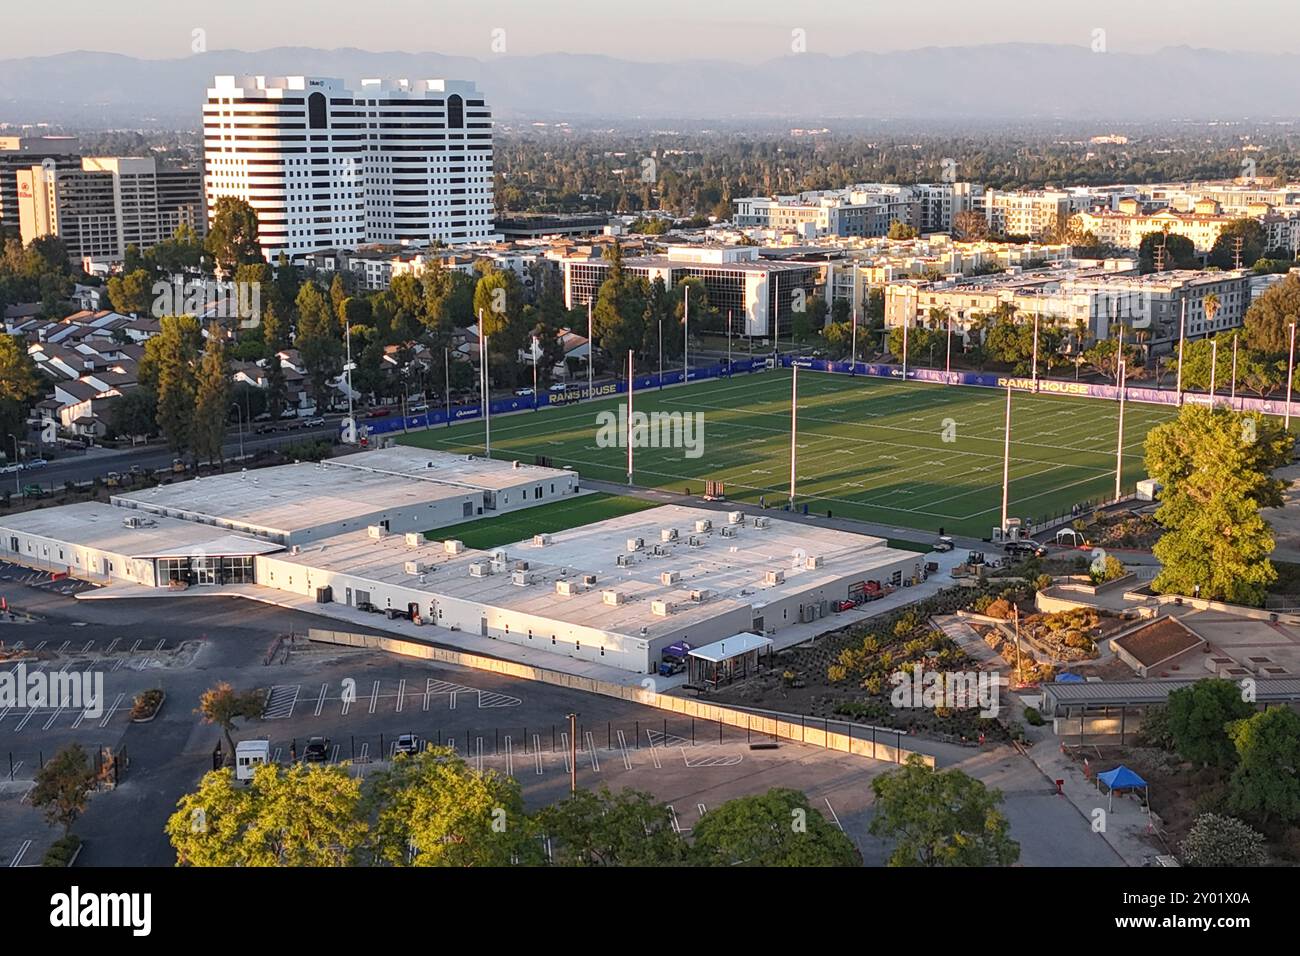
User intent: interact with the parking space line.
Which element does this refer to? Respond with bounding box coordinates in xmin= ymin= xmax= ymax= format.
xmin=560 ymin=733 xmax=572 ymax=774
xmin=127 ymin=639 xmax=140 ymax=655
xmin=448 ymin=691 xmax=457 ymax=710
xmin=329 ymin=743 xmax=341 ymax=764
xmin=105 ymin=638 xmax=119 ymax=653
xmin=697 ymin=803 xmax=708 ymax=819
xmin=395 ymin=678 xmax=406 ymax=713
xmin=358 ymin=742 xmax=370 ymax=763
xmin=0 ymin=707 xmax=9 ymax=726
xmin=422 ymin=682 xmax=431 ymax=711
xmin=8 ymin=840 xmax=31 ymax=867
xmin=503 ymin=736 xmax=513 ymax=777
xmin=263 ymin=685 xmax=300 ymax=719
xmin=80 ymin=641 xmax=94 ymax=653
xmin=667 ymin=805 xmax=684 ymax=834
xmin=97 ymin=692 xmax=124 ymax=728
xmin=14 ymin=707 xmax=38 ymax=731
xmin=42 ymin=706 xmax=65 ymax=730
xmin=645 ymin=729 xmax=662 ymax=768
xmin=533 ymin=735 xmax=543 ymax=774
xmin=824 ymin=798 xmax=844 ymax=832
xmin=314 ymin=683 xmax=327 ymax=717
xmin=272 ymin=747 xmax=282 ymax=764
xmin=617 ymin=730 xmax=633 ymax=770
xmin=32 ymin=641 xmax=46 ymax=652
xmin=584 ymin=731 xmax=599 ymax=772
xmin=368 ymin=680 xmax=380 ymax=714
xmin=55 ymin=641 xmax=69 ymax=654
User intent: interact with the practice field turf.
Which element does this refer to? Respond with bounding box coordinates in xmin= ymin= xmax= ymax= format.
xmin=423 ymin=492 xmax=658 ymax=549
xmin=399 ymin=368 xmax=1179 ymax=537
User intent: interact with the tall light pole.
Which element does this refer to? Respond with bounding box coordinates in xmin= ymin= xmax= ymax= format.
xmin=726 ymin=309 xmax=733 ymax=370
xmin=683 ymin=284 xmax=690 ymax=380
xmin=1230 ymin=333 xmax=1239 ymax=407
xmin=1287 ymin=320 xmax=1297 ymax=430
xmin=658 ymin=316 xmax=664 ymax=389
xmin=1115 ymin=358 xmax=1127 ymax=501
xmin=901 ymin=321 xmax=910 ymax=380
xmin=343 ymin=317 xmax=354 ymax=438
xmin=1209 ymin=338 xmax=1218 ymax=405
xmin=851 ymin=309 xmax=858 ymax=368
xmin=444 ymin=348 xmax=451 ymax=427
xmin=789 ymin=364 xmax=799 ymax=507
xmin=531 ymin=335 xmax=539 ymax=410
xmin=626 ymin=350 xmax=634 ymax=486
xmin=1000 ymin=385 xmax=1012 ymax=534
xmin=587 ymin=299 xmax=593 ymax=402
xmin=567 ymin=712 xmax=578 ymax=794
xmin=945 ymin=312 xmax=953 ymax=381
xmin=1175 ymin=298 xmax=1186 ymax=403
xmin=230 ymin=402 xmax=244 ymax=459
xmin=1031 ymin=312 xmax=1040 ymax=389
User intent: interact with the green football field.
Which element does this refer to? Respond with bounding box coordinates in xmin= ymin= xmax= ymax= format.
xmin=397 ymin=368 xmax=1179 ymax=537
xmin=422 ymin=492 xmax=658 ymax=549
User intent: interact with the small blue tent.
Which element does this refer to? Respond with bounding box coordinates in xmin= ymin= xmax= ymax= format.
xmin=1097 ymin=765 xmax=1148 ymax=809
xmin=1055 ymin=673 xmax=1085 ymax=683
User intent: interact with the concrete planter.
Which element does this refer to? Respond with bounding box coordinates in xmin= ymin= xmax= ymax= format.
xmin=130 ymin=690 xmax=165 ymax=723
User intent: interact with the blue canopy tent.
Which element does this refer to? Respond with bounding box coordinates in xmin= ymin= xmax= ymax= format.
xmin=1097 ymin=765 xmax=1149 ymax=810
xmin=1055 ymin=673 xmax=1085 ymax=683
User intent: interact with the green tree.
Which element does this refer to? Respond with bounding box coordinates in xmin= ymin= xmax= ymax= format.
xmin=30 ymin=743 xmax=96 ymax=835
xmin=106 ymin=268 xmax=154 ymax=315
xmin=167 ymin=763 xmax=366 ymax=867
xmin=1165 ymin=679 xmax=1256 ymax=768
xmin=868 ymin=755 xmax=1020 ymax=867
xmin=196 ymin=681 xmax=264 ymax=760
xmin=205 ymin=197 xmax=262 ymax=275
xmin=1138 ymin=231 xmax=1198 ymax=273
xmin=888 ymin=221 xmax=919 ymax=240
xmin=1208 ymin=218 xmax=1266 ymax=270
xmin=691 ymin=788 xmax=860 ymax=867
xmin=1225 ymin=707 xmax=1300 ymax=824
xmin=0 ymin=331 xmax=42 ymax=443
xmin=262 ymin=301 xmax=289 ymax=419
xmin=109 ymin=387 xmax=157 ymax=441
xmin=192 ymin=327 xmax=231 ymax=464
xmin=153 ymin=314 xmax=202 ymax=457
xmin=1180 ymin=813 xmax=1268 ymax=867
xmin=295 ymin=282 xmax=341 ymax=412
xmin=363 ymin=746 xmax=539 ymax=866
xmin=1242 ymin=272 xmax=1300 ymax=354
xmin=1146 ymin=406 xmax=1292 ymax=604
xmin=538 ymin=786 xmax=687 ymax=866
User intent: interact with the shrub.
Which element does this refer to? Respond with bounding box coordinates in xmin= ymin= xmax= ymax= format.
xmin=130 ymin=688 xmax=164 ymax=720
xmin=42 ymin=834 xmax=82 ymax=867
xmin=1180 ymin=813 xmax=1268 ymax=867
xmin=984 ymin=598 xmax=1013 ymax=620
xmin=1033 ymin=573 xmax=1054 ymax=592
xmin=1023 ymin=707 xmax=1045 ymax=726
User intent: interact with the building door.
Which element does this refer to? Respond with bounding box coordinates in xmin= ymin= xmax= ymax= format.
xmin=345 ymin=587 xmax=352 ymax=606
xmin=480 ymin=617 xmax=488 ymax=636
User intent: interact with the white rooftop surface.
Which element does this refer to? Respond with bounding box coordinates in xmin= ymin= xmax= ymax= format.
xmin=275 ymin=504 xmax=919 ymax=640
xmin=112 ymin=462 xmax=471 ymax=536
xmin=0 ymin=502 xmax=281 ymax=558
xmin=324 ymin=446 xmax=577 ymax=492
xmin=689 ymin=633 xmax=774 ymax=663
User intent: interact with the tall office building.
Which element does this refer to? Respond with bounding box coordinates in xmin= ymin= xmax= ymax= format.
xmin=202 ymin=75 xmax=497 ymax=262
xmin=16 ymin=156 xmax=199 ymax=263
xmin=0 ymin=135 xmax=81 ymax=229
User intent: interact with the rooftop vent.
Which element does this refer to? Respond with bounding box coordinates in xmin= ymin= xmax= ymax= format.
xmin=626 ymin=537 xmax=644 ymax=553
xmin=688 ymin=535 xmax=702 ymax=547
xmin=660 ymin=570 xmax=681 ymax=586
xmin=511 ymin=569 xmax=534 ymax=586
xmin=444 ymin=539 xmax=464 ymax=555
xmin=695 ymin=518 xmax=712 ymax=533
xmin=651 ymin=600 xmax=671 ymax=616
xmin=469 ymin=561 xmax=491 ymax=577
xmin=367 ymin=525 xmax=387 ymax=539
xmin=602 ymin=589 xmax=625 ymax=606
xmin=764 ymin=569 xmax=785 ymax=586
xmin=404 ymin=532 xmax=423 ymax=547
xmin=660 ymin=528 xmax=678 ymax=542
xmin=555 ymin=580 xmax=576 ymax=596
xmin=689 ymin=588 xmax=715 ymax=603
xmin=805 ymin=555 xmax=824 ymax=569
xmin=404 ymin=560 xmax=429 ymax=575
xmin=581 ymin=573 xmax=598 ymax=586
xmin=720 ymin=526 xmax=737 ymax=538
xmin=754 ymin=516 xmax=771 ymax=529
xmin=532 ymin=533 xmax=551 ymax=547
xmin=728 ymin=510 xmax=744 ymax=525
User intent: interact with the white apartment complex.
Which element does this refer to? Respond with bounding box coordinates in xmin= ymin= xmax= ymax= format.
xmin=202 ymin=75 xmax=497 ymax=262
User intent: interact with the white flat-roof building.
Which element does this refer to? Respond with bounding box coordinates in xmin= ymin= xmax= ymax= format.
xmin=0 ymin=502 xmax=280 ymax=587
xmin=256 ymin=505 xmax=924 ymax=673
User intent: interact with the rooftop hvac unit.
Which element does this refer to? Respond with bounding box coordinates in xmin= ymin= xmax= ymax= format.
xmin=513 ymin=560 xmax=530 ymax=572
xmin=616 ymin=554 xmax=631 ymax=567
xmin=765 ymin=569 xmax=785 ymax=586
xmin=511 ymin=570 xmax=534 ymax=586
xmin=688 ymin=535 xmax=702 ymax=547
xmin=122 ymin=515 xmax=144 ymax=528
xmin=627 ymin=537 xmax=644 ymax=552
xmin=444 ymin=539 xmax=464 ymax=555
xmin=511 ymin=460 xmax=521 ymax=469
xmin=602 ymin=589 xmax=625 ymax=606
xmin=555 ymin=580 xmax=576 ymax=596
xmin=660 ymin=571 xmax=681 ymax=586
xmin=581 ymin=573 xmax=598 ymax=586
xmin=404 ymin=532 xmax=423 ymax=547
xmin=754 ymin=516 xmax=771 ymax=529
xmin=651 ymin=600 xmax=672 ymax=616
xmin=404 ymin=560 xmax=429 ymax=575
xmin=805 ymin=555 xmax=824 ymax=569
xmin=469 ymin=562 xmax=491 ymax=577
xmin=492 ymin=549 xmax=509 ymax=562
xmin=720 ymin=526 xmax=737 ymax=538
xmin=652 ymin=544 xmax=667 ymax=556
xmin=290 ymin=545 xmax=301 ymax=555
xmin=689 ymin=588 xmax=715 ymax=603
xmin=367 ymin=525 xmax=387 ymax=538
xmin=660 ymin=528 xmax=678 ymax=542
xmin=728 ymin=510 xmax=744 ymax=525
xmin=695 ymin=518 xmax=712 ymax=533
xmin=533 ymin=533 xmax=551 ymax=547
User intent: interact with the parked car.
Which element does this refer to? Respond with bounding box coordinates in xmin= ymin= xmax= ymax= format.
xmin=279 ymin=409 xmax=299 ymax=420
xmin=304 ymin=417 xmax=326 ymax=427
xmin=514 ymin=387 xmax=534 ymax=397
xmin=394 ymin=733 xmax=421 ymax=758
xmin=835 ymin=599 xmax=857 ymax=612
xmin=366 ymin=406 xmax=393 ymax=419
xmin=302 ymin=736 xmax=331 ymax=763
xmin=22 ymin=458 xmax=47 ymax=470
xmin=549 ymin=382 xmax=568 ymax=392
xmin=1003 ymin=539 xmax=1047 ymax=558
xmin=252 ymin=412 xmax=272 ymax=422
xmin=0 ymin=463 xmax=20 ymax=475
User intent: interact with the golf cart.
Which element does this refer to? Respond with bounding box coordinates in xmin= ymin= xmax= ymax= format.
xmin=932 ymin=535 xmax=955 ymax=552
xmin=658 ymin=641 xmax=692 ymax=677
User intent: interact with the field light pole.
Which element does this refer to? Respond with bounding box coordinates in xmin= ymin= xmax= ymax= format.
xmin=789 ymin=364 xmax=799 ymax=507
xmin=683 ymin=284 xmax=690 ymax=380
xmin=727 ymin=309 xmax=733 ymax=371
xmin=567 ymin=713 xmax=578 ymax=794
xmin=945 ymin=313 xmax=953 ymax=381
xmin=531 ymin=336 xmax=539 ymax=410
xmin=587 ymin=299 xmax=594 ymax=402
xmin=230 ymin=402 xmax=244 ymax=459
xmin=1286 ymin=320 xmax=1297 ymax=430
xmin=343 ymin=318 xmax=354 ymax=439
xmin=1115 ymin=358 xmax=1127 ymax=501
xmin=851 ymin=309 xmax=858 ymax=367
xmin=1000 ymin=385 xmax=1012 ymax=533
xmin=1175 ymin=299 xmax=1186 ymax=403
xmin=1031 ymin=313 xmax=1040 ymax=389
xmin=1209 ymin=339 xmax=1218 ymax=406
xmin=901 ymin=322 xmax=909 ymax=381
xmin=444 ymin=348 xmax=451 ymax=427
xmin=658 ymin=317 xmax=664 ymax=389
xmin=626 ymin=350 xmax=634 ymax=486
xmin=1230 ymin=334 xmax=1239 ymax=407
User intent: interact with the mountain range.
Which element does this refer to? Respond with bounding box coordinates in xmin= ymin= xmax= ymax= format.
xmin=0 ymin=44 xmax=1297 ymax=128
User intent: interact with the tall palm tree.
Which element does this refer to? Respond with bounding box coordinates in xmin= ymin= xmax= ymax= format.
xmin=1204 ymin=292 xmax=1221 ymax=331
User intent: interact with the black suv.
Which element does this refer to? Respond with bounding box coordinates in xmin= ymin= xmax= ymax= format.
xmin=303 ymin=736 xmax=331 ymax=763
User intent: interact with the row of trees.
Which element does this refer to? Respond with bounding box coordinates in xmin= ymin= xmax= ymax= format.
xmin=160 ymin=745 xmax=1015 ymax=867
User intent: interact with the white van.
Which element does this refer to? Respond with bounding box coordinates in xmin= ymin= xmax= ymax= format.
xmin=235 ymin=739 xmax=271 ymax=782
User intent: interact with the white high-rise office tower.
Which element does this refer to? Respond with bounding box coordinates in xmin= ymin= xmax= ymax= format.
xmin=202 ymin=75 xmax=496 ymax=262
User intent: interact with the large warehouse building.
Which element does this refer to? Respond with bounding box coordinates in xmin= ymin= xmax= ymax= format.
xmin=0 ymin=451 xmax=919 ymax=673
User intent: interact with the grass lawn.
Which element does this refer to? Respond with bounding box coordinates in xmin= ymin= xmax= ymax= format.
xmin=424 ymin=492 xmax=659 ymax=549
xmin=400 ymin=368 xmax=1179 ymax=537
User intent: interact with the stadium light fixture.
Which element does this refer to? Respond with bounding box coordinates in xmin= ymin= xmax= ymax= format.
xmin=1286 ymin=320 xmax=1297 ymax=430
xmin=1000 ymin=385 xmax=1012 ymax=532
xmin=789 ymin=364 xmax=799 ymax=507
xmin=1115 ymin=358 xmax=1127 ymax=501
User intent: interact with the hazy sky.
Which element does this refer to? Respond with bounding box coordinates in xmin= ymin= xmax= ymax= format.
xmin=4 ymin=0 xmax=1297 ymax=61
